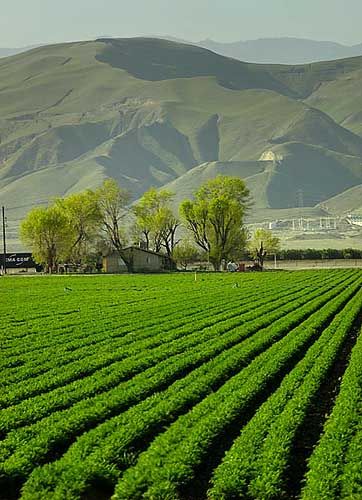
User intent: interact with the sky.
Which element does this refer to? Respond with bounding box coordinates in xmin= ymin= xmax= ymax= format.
xmin=1 ymin=0 xmax=362 ymax=47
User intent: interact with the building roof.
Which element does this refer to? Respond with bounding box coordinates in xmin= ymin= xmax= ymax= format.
xmin=103 ymin=246 xmax=172 ymax=260
xmin=123 ymin=246 xmax=172 ymax=259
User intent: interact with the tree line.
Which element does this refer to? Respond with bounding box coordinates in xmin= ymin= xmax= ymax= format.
xmin=20 ymin=176 xmax=280 ymax=272
xmin=273 ymin=248 xmax=362 ymax=260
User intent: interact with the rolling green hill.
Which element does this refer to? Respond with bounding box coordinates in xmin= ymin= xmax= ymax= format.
xmin=0 ymin=37 xmax=361 ymax=249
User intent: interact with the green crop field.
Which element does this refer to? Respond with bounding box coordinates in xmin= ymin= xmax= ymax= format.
xmin=0 ymin=270 xmax=362 ymax=500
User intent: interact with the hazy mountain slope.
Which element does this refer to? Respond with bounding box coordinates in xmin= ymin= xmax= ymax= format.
xmin=0 ymin=36 xmax=361 ymax=249
xmin=269 ymin=107 xmax=362 ymax=156
xmin=319 ymin=185 xmax=362 ymax=214
xmin=264 ymin=142 xmax=362 ymax=207
xmin=161 ymin=161 xmax=271 ymax=208
xmin=162 ymin=144 xmax=362 ymax=210
xmin=0 ymin=45 xmax=40 ymax=58
xmin=93 ymin=39 xmax=362 ymax=103
xmin=306 ymin=67 xmax=362 ymax=136
xmin=0 ymin=39 xmax=308 ymax=198
xmin=2 ymin=37 xmax=362 ymax=117
xmin=95 ymin=38 xmax=297 ymax=96
xmin=197 ymin=38 xmax=362 ymax=65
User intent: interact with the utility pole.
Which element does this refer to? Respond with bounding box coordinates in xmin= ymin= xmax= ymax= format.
xmin=2 ymin=206 xmax=6 ymax=275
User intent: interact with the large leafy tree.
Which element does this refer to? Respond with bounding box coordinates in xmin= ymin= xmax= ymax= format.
xmin=56 ymin=191 xmax=101 ymax=264
xmin=95 ymin=179 xmax=131 ymax=254
xmin=180 ymin=176 xmax=250 ymax=270
xmin=133 ymin=188 xmax=179 ymax=257
xmin=20 ymin=179 xmax=132 ymax=272
xmin=20 ymin=205 xmax=72 ymax=273
xmin=172 ymin=240 xmax=200 ymax=270
xmin=248 ymin=228 xmax=280 ymax=269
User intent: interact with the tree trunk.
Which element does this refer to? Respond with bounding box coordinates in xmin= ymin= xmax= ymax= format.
xmin=143 ymin=231 xmax=150 ymax=251
xmin=118 ymin=249 xmax=133 ymax=273
xmin=257 ymin=242 xmax=266 ymax=270
xmin=210 ymin=257 xmax=221 ymax=271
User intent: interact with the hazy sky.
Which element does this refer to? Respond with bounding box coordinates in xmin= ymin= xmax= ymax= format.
xmin=1 ymin=0 xmax=362 ymax=47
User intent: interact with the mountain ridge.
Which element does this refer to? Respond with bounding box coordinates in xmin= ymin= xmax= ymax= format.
xmin=0 ymin=37 xmax=361 ymax=249
xmin=4 ymin=37 xmax=362 ymax=65
xmin=197 ymin=37 xmax=362 ymax=64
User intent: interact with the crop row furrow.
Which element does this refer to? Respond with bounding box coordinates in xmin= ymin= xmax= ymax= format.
xmin=1 ymin=270 xmax=291 ymax=359
xmin=0 ymin=271 xmax=328 ymax=387
xmin=0 ymin=290 xmax=246 ymax=384
xmin=13 ymin=278 xmax=360 ymax=499
xmin=0 ymin=273 xmax=332 ymax=407
xmin=3 ymin=276 xmax=245 ymax=344
xmin=209 ymin=287 xmax=362 ymax=499
xmin=0 ymin=273 xmax=351 ymax=434
xmin=111 ymin=279 xmax=361 ymax=500
xmin=301 ymin=324 xmax=362 ymax=500
xmin=0 ymin=283 xmax=234 ymax=357
xmin=0 ymin=292 xmax=163 ymax=340
xmin=0 ymin=272 xmax=300 ymax=381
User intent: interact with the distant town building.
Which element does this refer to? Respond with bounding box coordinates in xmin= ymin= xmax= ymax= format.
xmin=347 ymin=214 xmax=362 ymax=227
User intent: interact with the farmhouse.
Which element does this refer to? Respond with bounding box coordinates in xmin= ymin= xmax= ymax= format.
xmin=103 ymin=246 xmax=174 ymax=273
xmin=102 ymin=252 xmax=128 ymax=273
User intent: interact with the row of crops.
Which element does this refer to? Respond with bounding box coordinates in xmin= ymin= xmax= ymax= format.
xmin=0 ymin=270 xmax=361 ymax=499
